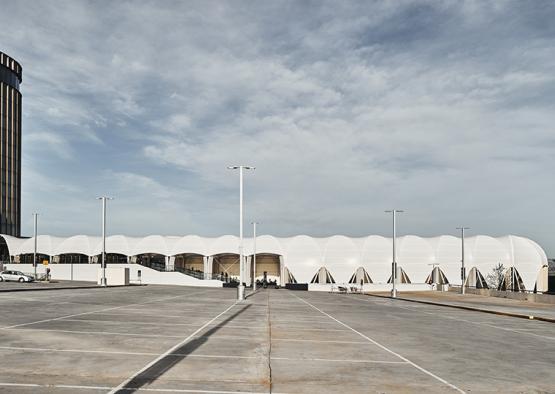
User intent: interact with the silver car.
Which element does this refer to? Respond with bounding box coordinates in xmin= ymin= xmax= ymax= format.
xmin=0 ymin=270 xmax=34 ymax=282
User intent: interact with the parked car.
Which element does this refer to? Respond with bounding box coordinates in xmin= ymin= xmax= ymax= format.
xmin=0 ymin=270 xmax=34 ymax=282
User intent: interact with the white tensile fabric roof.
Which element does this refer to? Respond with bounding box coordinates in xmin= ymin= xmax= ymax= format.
xmin=0 ymin=234 xmax=547 ymax=289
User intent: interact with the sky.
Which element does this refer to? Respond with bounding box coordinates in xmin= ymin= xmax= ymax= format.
xmin=0 ymin=0 xmax=554 ymax=256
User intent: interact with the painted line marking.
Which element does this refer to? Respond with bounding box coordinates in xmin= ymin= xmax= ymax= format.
xmin=291 ymin=293 xmax=465 ymax=393
xmin=60 ymin=318 xmax=268 ymax=330
xmin=7 ymin=328 xmax=188 ymax=339
xmin=0 ymin=346 xmax=259 ymax=359
xmin=0 ymin=382 xmax=290 ymax=393
xmin=354 ymin=296 xmax=555 ymax=342
xmin=443 ymin=318 xmax=555 ymax=341
xmin=0 ymin=289 xmax=211 ymax=330
xmin=87 ymin=311 xmax=217 ymax=319
xmin=271 ymin=356 xmax=407 ymax=364
xmin=270 ymin=326 xmax=351 ymax=332
xmin=349 ymin=297 xmax=555 ymax=340
xmin=61 ymin=318 xmax=215 ymax=328
xmin=272 ymin=338 xmax=368 ymax=344
xmin=6 ymin=327 xmax=272 ymax=342
xmin=0 ymin=345 xmax=408 ymax=365
xmin=108 ymin=302 xmax=238 ymax=394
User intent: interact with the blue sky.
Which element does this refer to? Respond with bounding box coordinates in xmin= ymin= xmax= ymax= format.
xmin=1 ymin=1 xmax=554 ymax=256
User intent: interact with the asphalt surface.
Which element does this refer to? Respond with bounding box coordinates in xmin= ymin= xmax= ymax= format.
xmin=0 ymin=286 xmax=553 ymax=393
xmin=0 ymin=280 xmax=98 ymax=291
xmin=375 ymin=290 xmax=555 ymax=320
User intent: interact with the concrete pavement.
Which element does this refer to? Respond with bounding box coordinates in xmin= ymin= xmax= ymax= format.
xmin=0 ymin=286 xmax=553 ymax=393
xmin=367 ymin=290 xmax=555 ymax=321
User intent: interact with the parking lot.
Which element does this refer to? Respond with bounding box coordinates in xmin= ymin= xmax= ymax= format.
xmin=0 ymin=286 xmax=553 ymax=393
xmin=0 ymin=280 xmax=99 ymax=292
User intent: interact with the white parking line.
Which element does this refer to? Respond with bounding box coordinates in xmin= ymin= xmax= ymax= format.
xmin=7 ymin=327 xmax=269 ymax=341
xmin=61 ymin=317 xmax=268 ymax=330
xmin=91 ymin=311 xmax=210 ymax=319
xmin=270 ymin=326 xmax=351 ymax=332
xmin=108 ymin=302 xmax=238 ymax=394
xmin=271 ymin=356 xmax=407 ymax=364
xmin=354 ymin=296 xmax=555 ymax=342
xmin=272 ymin=338 xmax=368 ymax=344
xmin=0 ymin=382 xmax=290 ymax=393
xmin=61 ymin=318 xmax=209 ymax=327
xmin=0 ymin=345 xmax=408 ymax=366
xmin=0 ymin=289 xmax=212 ymax=330
xmin=291 ymin=293 xmax=465 ymax=393
xmin=8 ymin=328 xmax=187 ymax=338
xmin=0 ymin=345 xmax=258 ymax=359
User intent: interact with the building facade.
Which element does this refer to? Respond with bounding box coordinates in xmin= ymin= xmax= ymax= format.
xmin=0 ymin=233 xmax=549 ymax=292
xmin=0 ymin=52 xmax=22 ymax=236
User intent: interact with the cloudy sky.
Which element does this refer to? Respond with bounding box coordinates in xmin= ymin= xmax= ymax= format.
xmin=1 ymin=1 xmax=554 ymax=255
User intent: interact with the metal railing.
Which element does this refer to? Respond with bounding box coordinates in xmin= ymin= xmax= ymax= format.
xmin=174 ymin=266 xmax=205 ymax=280
xmin=136 ymin=262 xmax=226 ymax=282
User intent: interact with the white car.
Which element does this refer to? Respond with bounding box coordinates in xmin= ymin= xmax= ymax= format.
xmin=0 ymin=270 xmax=34 ymax=282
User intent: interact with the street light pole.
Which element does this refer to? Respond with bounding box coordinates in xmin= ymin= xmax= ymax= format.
xmin=385 ymin=209 xmax=403 ymax=298
xmin=227 ymin=166 xmax=255 ymax=301
xmin=252 ymin=221 xmax=258 ymax=292
xmin=97 ymin=197 xmax=113 ymax=287
xmin=32 ymin=213 xmax=38 ymax=279
xmin=456 ymin=227 xmax=470 ymax=295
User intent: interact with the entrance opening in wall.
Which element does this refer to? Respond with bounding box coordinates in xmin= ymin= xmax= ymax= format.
xmin=349 ymin=267 xmax=372 ymax=284
xmin=425 ymin=267 xmax=449 ymax=285
xmin=251 ymin=253 xmax=281 ymax=286
xmin=212 ymin=253 xmax=240 ymax=282
xmin=57 ymin=254 xmax=88 ymax=264
xmin=135 ymin=253 xmax=166 ymax=271
xmin=499 ymin=267 xmax=526 ymax=291
xmin=311 ymin=267 xmax=335 ymax=284
xmin=283 ymin=267 xmax=297 ymax=284
xmin=466 ymin=267 xmax=489 ymax=289
xmin=104 ymin=254 xmax=128 ymax=264
xmin=387 ymin=267 xmax=411 ymax=283
xmin=18 ymin=253 xmax=51 ymax=264
xmin=174 ymin=253 xmax=204 ymax=271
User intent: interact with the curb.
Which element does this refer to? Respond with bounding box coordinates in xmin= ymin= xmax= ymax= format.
xmin=0 ymin=284 xmax=134 ymax=293
xmin=364 ymin=293 xmax=555 ymax=323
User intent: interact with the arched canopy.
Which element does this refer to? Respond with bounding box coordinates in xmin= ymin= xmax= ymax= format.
xmin=397 ymin=235 xmax=435 ymax=283
xmin=208 ymin=235 xmax=239 ymax=256
xmin=360 ymin=235 xmax=392 ymax=283
xmin=321 ymin=235 xmax=360 ymax=284
xmin=132 ymin=235 xmax=175 ymax=256
xmin=171 ymin=235 xmax=208 ymax=256
xmin=245 ymin=235 xmax=284 ymax=256
xmin=0 ymin=233 xmax=546 ymax=290
xmin=282 ymin=235 xmax=323 ymax=284
xmin=56 ymin=235 xmax=99 ymax=256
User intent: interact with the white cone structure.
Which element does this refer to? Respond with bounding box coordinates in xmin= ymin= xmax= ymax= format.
xmin=0 ymin=233 xmax=548 ymax=291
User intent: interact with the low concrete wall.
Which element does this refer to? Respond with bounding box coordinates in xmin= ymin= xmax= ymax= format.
xmin=4 ymin=263 xmax=222 ymax=288
xmin=309 ymin=283 xmax=433 ymax=292
xmin=97 ymin=267 xmax=129 ymax=286
xmin=455 ymin=287 xmax=555 ymax=304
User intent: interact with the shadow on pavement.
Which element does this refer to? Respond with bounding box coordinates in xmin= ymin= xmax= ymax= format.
xmin=116 ymin=303 xmax=252 ymax=393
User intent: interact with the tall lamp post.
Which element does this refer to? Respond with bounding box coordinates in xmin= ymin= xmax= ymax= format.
xmin=97 ymin=197 xmax=113 ymax=287
xmin=251 ymin=221 xmax=258 ymax=292
xmin=456 ymin=227 xmax=470 ymax=295
xmin=227 ymin=166 xmax=255 ymax=301
xmin=32 ymin=213 xmax=38 ymax=279
xmin=385 ymin=209 xmax=403 ymax=298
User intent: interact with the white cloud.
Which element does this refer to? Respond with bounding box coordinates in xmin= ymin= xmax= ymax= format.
xmin=1 ymin=1 xmax=554 ymax=255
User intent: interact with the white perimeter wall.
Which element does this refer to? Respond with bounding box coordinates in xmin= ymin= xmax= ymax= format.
xmin=4 ymin=264 xmax=222 ymax=288
xmin=308 ymin=283 xmax=433 ymax=292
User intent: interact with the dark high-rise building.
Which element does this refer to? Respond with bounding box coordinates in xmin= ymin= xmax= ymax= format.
xmin=0 ymin=51 xmax=22 ymax=236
